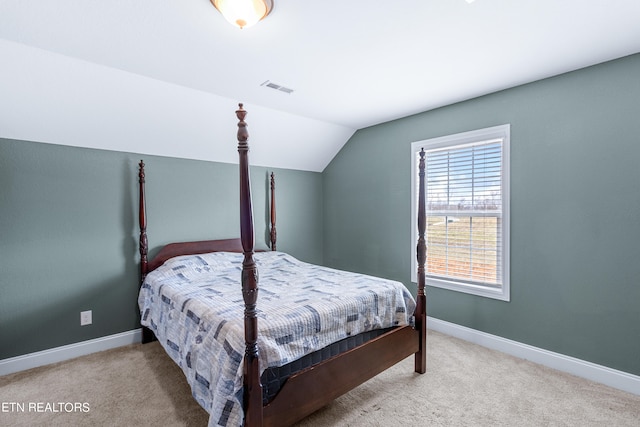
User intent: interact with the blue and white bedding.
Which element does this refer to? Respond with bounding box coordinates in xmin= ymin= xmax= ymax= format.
xmin=139 ymin=251 xmax=416 ymax=427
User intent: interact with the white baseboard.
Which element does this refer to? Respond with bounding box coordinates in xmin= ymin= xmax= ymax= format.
xmin=427 ymin=317 xmax=640 ymax=396
xmin=0 ymin=329 xmax=142 ymax=377
xmin=3 ymin=323 xmax=639 ymax=397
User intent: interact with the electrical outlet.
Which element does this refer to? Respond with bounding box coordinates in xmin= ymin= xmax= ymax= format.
xmin=80 ymin=310 xmax=92 ymax=326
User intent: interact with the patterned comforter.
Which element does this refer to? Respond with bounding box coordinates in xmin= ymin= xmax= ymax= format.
xmin=139 ymin=251 xmax=416 ymax=427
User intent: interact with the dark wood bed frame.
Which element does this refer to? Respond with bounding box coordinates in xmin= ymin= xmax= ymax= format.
xmin=137 ymin=103 xmax=427 ymax=426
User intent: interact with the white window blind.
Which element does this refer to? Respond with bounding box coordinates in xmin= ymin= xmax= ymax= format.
xmin=425 ymin=139 xmax=503 ymax=287
xmin=411 ymin=124 xmax=510 ymax=301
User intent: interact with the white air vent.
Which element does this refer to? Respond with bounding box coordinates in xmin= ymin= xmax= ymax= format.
xmin=261 ymin=80 xmax=294 ymax=94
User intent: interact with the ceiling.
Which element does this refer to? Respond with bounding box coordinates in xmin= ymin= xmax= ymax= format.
xmin=1 ymin=0 xmax=639 ymax=172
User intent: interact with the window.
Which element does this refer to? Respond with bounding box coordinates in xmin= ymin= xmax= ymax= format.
xmin=411 ymin=125 xmax=510 ymax=301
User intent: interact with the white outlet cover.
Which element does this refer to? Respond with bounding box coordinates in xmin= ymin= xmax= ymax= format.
xmin=80 ymin=310 xmax=92 ymax=326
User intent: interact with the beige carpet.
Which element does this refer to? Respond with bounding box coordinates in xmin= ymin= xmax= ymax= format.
xmin=1 ymin=330 xmax=638 ymax=426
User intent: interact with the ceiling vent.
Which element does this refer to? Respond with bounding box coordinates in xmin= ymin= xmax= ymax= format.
xmin=261 ymin=80 xmax=294 ymax=94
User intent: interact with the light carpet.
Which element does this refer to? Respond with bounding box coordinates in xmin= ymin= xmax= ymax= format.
xmin=1 ymin=330 xmax=638 ymax=426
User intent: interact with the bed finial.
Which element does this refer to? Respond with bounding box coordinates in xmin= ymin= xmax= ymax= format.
xmin=236 ymin=103 xmax=248 ymax=147
xmin=270 ymin=172 xmax=277 ymax=251
xmin=236 ymin=103 xmax=263 ymax=425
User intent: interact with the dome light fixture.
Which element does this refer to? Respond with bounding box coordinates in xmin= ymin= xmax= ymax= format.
xmin=211 ymin=0 xmax=274 ymax=29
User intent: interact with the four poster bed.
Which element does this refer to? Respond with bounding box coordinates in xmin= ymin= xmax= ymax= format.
xmin=137 ymin=104 xmax=428 ymax=427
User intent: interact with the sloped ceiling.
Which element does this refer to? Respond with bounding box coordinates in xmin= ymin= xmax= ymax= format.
xmin=1 ymin=0 xmax=639 ymax=172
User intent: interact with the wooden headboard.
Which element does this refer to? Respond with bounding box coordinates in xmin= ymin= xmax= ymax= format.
xmin=137 ymin=157 xmax=277 ymax=278
xmin=146 ymin=238 xmax=244 ymax=273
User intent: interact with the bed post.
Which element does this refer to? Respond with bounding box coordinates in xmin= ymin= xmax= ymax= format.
xmin=270 ymin=172 xmax=277 ymax=251
xmin=236 ymin=104 xmax=263 ymax=427
xmin=138 ymin=160 xmax=148 ymax=278
xmin=138 ymin=160 xmax=155 ymax=344
xmin=414 ymin=148 xmax=427 ymax=374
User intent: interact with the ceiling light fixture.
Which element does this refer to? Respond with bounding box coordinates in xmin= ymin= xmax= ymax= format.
xmin=211 ymin=0 xmax=273 ymax=29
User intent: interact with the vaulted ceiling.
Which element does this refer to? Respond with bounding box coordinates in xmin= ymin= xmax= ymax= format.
xmin=1 ymin=0 xmax=639 ymax=172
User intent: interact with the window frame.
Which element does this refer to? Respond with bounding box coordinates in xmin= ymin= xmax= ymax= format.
xmin=411 ymin=124 xmax=510 ymax=301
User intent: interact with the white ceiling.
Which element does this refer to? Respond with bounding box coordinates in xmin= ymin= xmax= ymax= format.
xmin=1 ymin=0 xmax=639 ymax=172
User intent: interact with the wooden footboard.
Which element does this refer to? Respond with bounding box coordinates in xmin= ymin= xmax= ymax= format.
xmin=263 ymin=326 xmax=419 ymax=426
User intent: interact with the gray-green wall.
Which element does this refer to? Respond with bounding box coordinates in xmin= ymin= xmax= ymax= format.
xmin=3 ymin=54 xmax=639 ymax=378
xmin=323 ymin=53 xmax=640 ymax=376
xmin=0 ymin=139 xmax=323 ymax=359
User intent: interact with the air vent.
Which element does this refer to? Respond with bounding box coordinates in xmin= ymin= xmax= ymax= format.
xmin=261 ymin=80 xmax=294 ymax=94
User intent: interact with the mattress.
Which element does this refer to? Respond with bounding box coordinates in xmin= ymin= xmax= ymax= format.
xmin=139 ymin=251 xmax=416 ymax=427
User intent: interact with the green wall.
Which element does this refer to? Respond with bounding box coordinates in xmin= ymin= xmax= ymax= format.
xmin=0 ymin=139 xmax=323 ymax=359
xmin=2 ymin=54 xmax=639 ymax=378
xmin=323 ymin=53 xmax=640 ymax=376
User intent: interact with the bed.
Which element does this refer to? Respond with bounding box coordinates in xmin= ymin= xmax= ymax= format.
xmin=137 ymin=104 xmax=428 ymax=427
